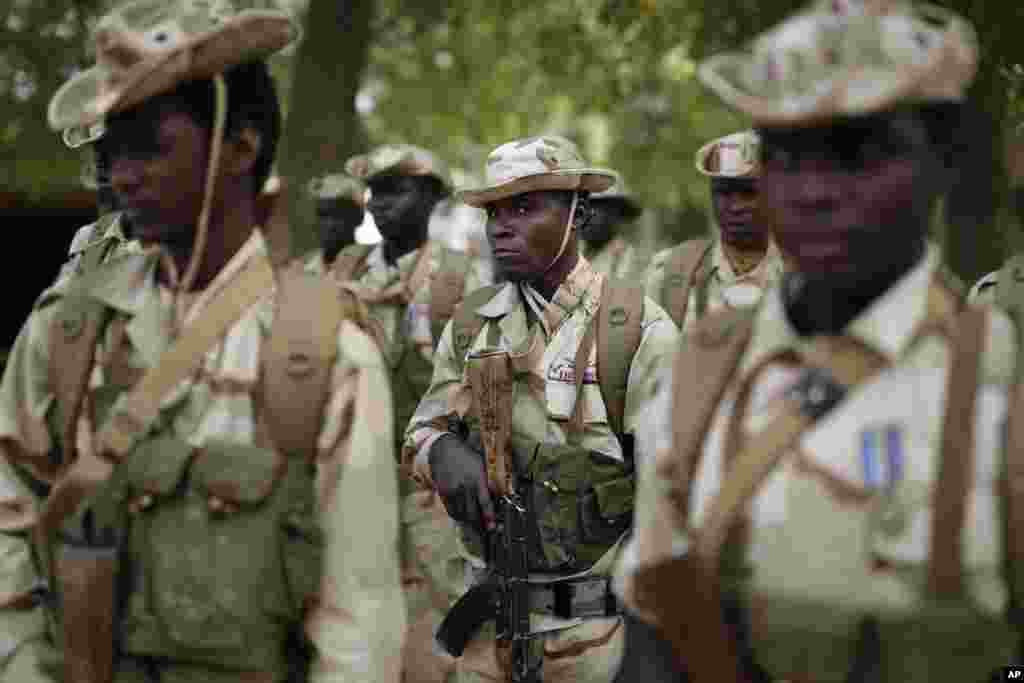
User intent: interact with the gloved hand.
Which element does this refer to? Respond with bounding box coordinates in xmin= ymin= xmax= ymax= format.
xmin=428 ymin=433 xmax=495 ymax=533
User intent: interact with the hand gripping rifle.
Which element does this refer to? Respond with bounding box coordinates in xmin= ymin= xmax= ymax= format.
xmin=436 ymin=348 xmax=542 ymax=682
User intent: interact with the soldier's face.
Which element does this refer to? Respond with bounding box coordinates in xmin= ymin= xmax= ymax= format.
xmin=316 ymin=199 xmax=363 ymax=256
xmin=485 ymin=191 xmax=572 ymax=282
xmin=711 ymin=177 xmax=766 ymax=250
xmin=101 ymin=96 xmax=210 ymax=249
xmin=367 ymin=174 xmax=440 ymax=240
xmin=759 ymin=111 xmax=937 ymax=280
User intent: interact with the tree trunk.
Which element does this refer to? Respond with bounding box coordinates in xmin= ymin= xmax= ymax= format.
xmin=274 ymin=0 xmax=374 ymax=262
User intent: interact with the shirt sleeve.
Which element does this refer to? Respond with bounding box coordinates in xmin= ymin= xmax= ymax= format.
xmin=622 ymin=297 xmax=679 ymax=437
xmin=402 ymin=319 xmax=472 ymax=485
xmin=0 ymin=311 xmax=62 ymax=682
xmin=308 ymin=321 xmax=405 ymax=683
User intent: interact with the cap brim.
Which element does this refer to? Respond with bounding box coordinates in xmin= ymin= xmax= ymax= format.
xmin=694 ymin=137 xmax=760 ymax=178
xmin=456 ymin=169 xmax=616 ymax=207
xmin=48 ymin=11 xmax=297 ymax=133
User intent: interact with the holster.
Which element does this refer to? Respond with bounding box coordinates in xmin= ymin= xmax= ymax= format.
xmin=55 ymin=541 xmax=118 ymax=683
xmin=464 ymin=348 xmax=515 ymax=497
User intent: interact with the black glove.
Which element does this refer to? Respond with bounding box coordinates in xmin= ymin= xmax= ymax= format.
xmin=428 ymin=433 xmax=495 ymax=532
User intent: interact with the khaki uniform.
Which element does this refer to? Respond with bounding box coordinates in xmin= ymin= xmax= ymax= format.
xmin=332 ymin=238 xmax=488 ymax=683
xmin=967 ymin=270 xmax=998 ymax=305
xmin=617 ymin=248 xmax=1020 ymax=682
xmin=585 ymin=238 xmax=642 ymax=281
xmin=645 ymin=238 xmax=784 ymax=333
xmin=0 ymin=231 xmax=404 ymax=682
xmin=54 ymin=212 xmax=139 ymax=288
xmin=406 ymin=257 xmax=677 ymax=683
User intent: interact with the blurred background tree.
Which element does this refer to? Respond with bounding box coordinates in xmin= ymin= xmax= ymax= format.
xmin=2 ymin=0 xmax=1023 ymax=280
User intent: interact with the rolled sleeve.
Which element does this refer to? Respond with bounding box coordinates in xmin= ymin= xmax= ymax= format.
xmin=309 ymin=324 xmax=404 ymax=683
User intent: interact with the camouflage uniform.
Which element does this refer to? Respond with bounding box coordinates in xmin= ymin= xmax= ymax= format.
xmin=55 ymin=212 xmax=139 ymax=288
xmin=617 ymin=3 xmax=1021 ymax=682
xmin=644 ymin=130 xmax=784 ymax=334
xmin=0 ymin=2 xmax=404 ymax=681
xmin=0 ymin=232 xmax=404 ymax=682
xmin=406 ymin=136 xmax=678 ymax=683
xmin=338 ymin=145 xmax=487 ymax=683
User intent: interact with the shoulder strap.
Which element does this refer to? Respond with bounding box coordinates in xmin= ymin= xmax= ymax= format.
xmin=450 ymin=284 xmax=504 ymax=375
xmin=996 ymin=254 xmax=1024 ymax=326
xmin=330 ymin=243 xmax=374 ymax=282
xmin=261 ymin=266 xmax=348 ymax=459
xmin=929 ymin=306 xmax=985 ymax=599
xmin=658 ymin=307 xmax=755 ymax=517
xmin=49 ymin=295 xmax=111 ymax=456
xmin=596 ymin=276 xmax=644 ymax=436
xmin=429 ymin=248 xmax=471 ymax=349
xmin=660 ymin=238 xmax=712 ymax=329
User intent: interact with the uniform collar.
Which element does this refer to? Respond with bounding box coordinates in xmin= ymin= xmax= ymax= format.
xmin=711 ymin=238 xmax=784 ymax=285
xmin=743 ymin=244 xmax=940 ymax=373
xmin=365 ymin=239 xmax=434 ymax=283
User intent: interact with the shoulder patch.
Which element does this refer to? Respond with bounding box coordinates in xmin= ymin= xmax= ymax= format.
xmin=337 ymin=319 xmax=385 ymax=369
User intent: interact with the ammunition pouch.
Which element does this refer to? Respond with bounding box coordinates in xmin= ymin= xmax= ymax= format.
xmin=521 ymin=443 xmax=634 ymax=574
xmin=44 ymin=435 xmax=322 ymax=680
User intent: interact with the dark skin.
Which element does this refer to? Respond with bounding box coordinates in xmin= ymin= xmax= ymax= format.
xmin=580 ymin=197 xmax=640 ymax=252
xmin=484 ymin=190 xmax=582 ymax=301
xmin=366 ymin=173 xmax=446 ymax=265
xmin=712 ymin=177 xmax=769 ymax=275
xmin=759 ymin=108 xmax=944 ymax=334
xmin=103 ymin=93 xmax=262 ymax=290
xmin=316 ymin=198 xmax=364 ymax=264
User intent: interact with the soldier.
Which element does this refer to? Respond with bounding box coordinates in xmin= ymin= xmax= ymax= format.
xmin=581 ymin=179 xmax=644 ymax=279
xmin=645 ymin=130 xmax=784 ymax=333
xmin=0 ymin=1 xmax=403 ymax=680
xmin=615 ymin=2 xmax=1021 ymax=682
xmin=405 ymin=135 xmax=677 ymax=682
xmin=336 ymin=145 xmax=487 ymax=683
xmin=306 ymin=172 xmax=366 ymax=271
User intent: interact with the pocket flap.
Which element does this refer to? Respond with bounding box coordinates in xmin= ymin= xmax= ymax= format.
xmin=594 ymin=476 xmax=634 ymax=519
xmin=192 ymin=439 xmax=284 ymax=505
xmin=118 ymin=435 xmax=195 ymax=498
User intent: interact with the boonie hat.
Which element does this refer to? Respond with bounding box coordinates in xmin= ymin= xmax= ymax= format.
xmin=308 ymin=173 xmax=367 ymax=208
xmin=698 ymin=0 xmax=978 ymax=126
xmin=49 ymin=0 xmax=298 ymax=144
xmin=344 ymin=145 xmax=453 ymax=193
xmin=695 ymin=130 xmax=760 ymax=178
xmin=457 ymin=135 xmax=616 ymax=208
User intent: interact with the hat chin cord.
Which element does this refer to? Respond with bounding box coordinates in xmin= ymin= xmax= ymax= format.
xmin=541 ymin=189 xmax=578 ymax=277
xmin=172 ymin=73 xmax=228 ymax=327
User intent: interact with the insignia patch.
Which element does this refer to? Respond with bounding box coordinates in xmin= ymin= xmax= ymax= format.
xmin=860 ymin=423 xmax=904 ymax=490
xmin=548 ymin=359 xmax=597 ymax=384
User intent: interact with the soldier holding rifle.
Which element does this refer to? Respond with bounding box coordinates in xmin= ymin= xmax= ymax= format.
xmin=404 ymin=135 xmax=677 ymax=682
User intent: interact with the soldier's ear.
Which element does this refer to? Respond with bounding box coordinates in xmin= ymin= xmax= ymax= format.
xmin=572 ymin=198 xmax=592 ymax=231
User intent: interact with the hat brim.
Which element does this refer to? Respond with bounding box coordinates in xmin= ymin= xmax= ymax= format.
xmin=456 ymin=169 xmax=617 ymax=208
xmin=697 ymin=5 xmax=977 ymax=127
xmin=694 ymin=138 xmax=760 ymax=178
xmin=49 ymin=11 xmax=297 ymax=133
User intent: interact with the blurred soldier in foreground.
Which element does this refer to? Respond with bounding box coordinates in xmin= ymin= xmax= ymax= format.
xmin=406 ymin=135 xmax=677 ymax=682
xmin=616 ymin=2 xmax=1022 ymax=682
xmin=338 ymin=144 xmax=487 ymax=683
xmin=0 ymin=1 xmax=403 ymax=680
xmin=581 ymin=179 xmax=644 ymax=279
xmin=645 ymin=130 xmax=784 ymax=333
xmin=306 ymin=172 xmax=366 ymax=271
